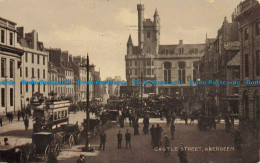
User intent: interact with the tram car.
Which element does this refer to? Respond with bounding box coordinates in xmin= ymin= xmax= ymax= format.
xmin=32 ymin=132 xmax=60 ymax=162
xmin=33 ymin=100 xmax=70 ymax=133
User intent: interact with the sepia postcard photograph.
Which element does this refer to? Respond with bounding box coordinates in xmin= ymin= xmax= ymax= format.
xmin=0 ymin=0 xmax=259 ymax=162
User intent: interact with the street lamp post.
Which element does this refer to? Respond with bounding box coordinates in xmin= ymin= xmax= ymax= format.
xmin=81 ymin=54 xmax=94 ymax=152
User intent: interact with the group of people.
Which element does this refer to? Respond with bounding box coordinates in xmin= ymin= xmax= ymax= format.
xmin=150 ymin=124 xmax=163 ymax=148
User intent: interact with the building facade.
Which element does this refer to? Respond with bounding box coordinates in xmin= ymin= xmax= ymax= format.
xmin=125 ymin=4 xmax=204 ymax=97
xmin=17 ymin=28 xmax=49 ymax=108
xmin=233 ymin=0 xmax=260 ymax=129
xmin=0 ymin=17 xmax=24 ymax=115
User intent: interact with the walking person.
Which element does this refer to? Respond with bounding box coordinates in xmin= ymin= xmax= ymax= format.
xmin=164 ymin=135 xmax=170 ymax=156
xmin=76 ymin=155 xmax=85 ymax=163
xmin=10 ymin=112 xmax=13 ymax=122
xmin=170 ymin=123 xmax=175 ymax=140
xmin=125 ymin=129 xmax=131 ymax=149
xmin=18 ymin=110 xmax=21 ymax=121
xmin=117 ymin=130 xmax=122 ymax=149
xmin=150 ymin=125 xmax=156 ymax=147
xmin=99 ymin=131 xmax=106 ymax=150
xmin=24 ymin=117 xmax=29 ymax=131
xmin=156 ymin=124 xmax=163 ymax=147
xmin=178 ymin=143 xmax=188 ymax=163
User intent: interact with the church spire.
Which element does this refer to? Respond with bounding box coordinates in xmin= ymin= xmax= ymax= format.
xmin=154 ymin=8 xmax=159 ymax=17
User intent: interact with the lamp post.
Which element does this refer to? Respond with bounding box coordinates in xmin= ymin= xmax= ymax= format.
xmin=80 ymin=54 xmax=94 ymax=152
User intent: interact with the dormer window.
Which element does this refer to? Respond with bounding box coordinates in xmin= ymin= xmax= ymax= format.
xmin=179 ymin=48 xmax=184 ymax=54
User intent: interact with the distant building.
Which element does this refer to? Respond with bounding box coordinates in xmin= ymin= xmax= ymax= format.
xmin=17 ymin=28 xmax=49 ymax=108
xmin=125 ymin=4 xmax=204 ymax=97
xmin=0 ymin=17 xmax=24 ymax=115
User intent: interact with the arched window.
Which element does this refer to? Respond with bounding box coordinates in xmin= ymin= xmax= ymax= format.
xmin=253 ymin=90 xmax=260 ymax=122
xmin=164 ymin=62 xmax=171 ymax=81
xmin=243 ymin=91 xmax=249 ymax=120
xmin=178 ymin=62 xmax=186 ymax=83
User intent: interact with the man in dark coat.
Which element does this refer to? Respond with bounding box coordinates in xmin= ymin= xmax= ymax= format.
xmin=18 ymin=110 xmax=21 ymax=121
xmin=117 ymin=130 xmax=122 ymax=149
xmin=178 ymin=144 xmax=188 ymax=163
xmin=99 ymin=131 xmax=106 ymax=150
xmin=133 ymin=120 xmax=139 ymax=135
xmin=125 ymin=129 xmax=131 ymax=149
xmin=170 ymin=123 xmax=175 ymax=140
xmin=24 ymin=117 xmax=29 ymax=131
xmin=164 ymin=135 xmax=170 ymax=156
xmin=76 ymin=155 xmax=85 ymax=163
xmin=155 ymin=124 xmax=163 ymax=147
xmin=150 ymin=125 xmax=156 ymax=147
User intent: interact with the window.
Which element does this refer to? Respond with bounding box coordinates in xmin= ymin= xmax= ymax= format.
xmin=143 ymin=60 xmax=146 ymax=66
xmin=193 ymin=62 xmax=198 ymax=81
xmin=37 ymin=55 xmax=40 ymax=64
xmin=256 ymin=22 xmax=260 ymax=36
xmin=245 ymin=54 xmax=249 ymax=77
xmin=244 ymin=28 xmax=249 ymax=40
xmin=1 ymin=30 xmax=4 ymax=43
xmin=38 ymin=69 xmax=40 ymax=78
xmin=9 ymin=33 xmax=13 ymax=45
xmin=134 ymin=61 xmax=137 ymax=67
xmin=1 ymin=88 xmax=5 ymax=107
xmin=152 ymin=60 xmax=154 ymax=66
xmin=135 ymin=69 xmax=137 ymax=75
xmin=147 ymin=60 xmax=151 ymax=66
xmin=32 ymin=53 xmax=34 ymax=63
xmin=20 ymin=67 xmax=22 ymax=77
xmin=152 ymin=69 xmax=154 ymax=75
xmin=10 ymin=88 xmax=13 ymax=106
xmin=26 ymin=84 xmax=28 ymax=92
xmin=147 ymin=69 xmax=151 ymax=75
xmin=10 ymin=60 xmax=14 ymax=78
xmin=147 ymin=31 xmax=150 ymax=38
xmin=25 ymin=53 xmax=28 ymax=62
xmin=1 ymin=58 xmax=5 ymax=78
xmin=164 ymin=62 xmax=172 ymax=81
xmin=178 ymin=62 xmax=186 ymax=83
xmin=20 ymin=82 xmax=22 ymax=95
xmin=179 ymin=48 xmax=184 ymax=54
xmin=256 ymin=51 xmax=260 ymax=76
xmin=25 ymin=67 xmax=28 ymax=77
xmin=32 ymin=68 xmax=34 ymax=78
xmin=43 ymin=56 xmax=45 ymax=65
xmin=43 ymin=69 xmax=45 ymax=79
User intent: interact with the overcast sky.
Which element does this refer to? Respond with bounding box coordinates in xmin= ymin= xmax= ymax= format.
xmin=0 ymin=0 xmax=243 ymax=80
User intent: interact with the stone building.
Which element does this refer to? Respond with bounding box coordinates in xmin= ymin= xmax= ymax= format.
xmin=200 ymin=17 xmax=240 ymax=114
xmin=0 ymin=17 xmax=24 ymax=115
xmin=233 ymin=0 xmax=260 ymax=128
xmin=17 ymin=28 xmax=49 ymax=108
xmin=125 ymin=4 xmax=204 ymax=97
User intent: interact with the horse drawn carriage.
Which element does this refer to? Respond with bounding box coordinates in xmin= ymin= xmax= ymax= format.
xmin=59 ymin=124 xmax=81 ymax=147
xmin=32 ymin=132 xmax=60 ymax=162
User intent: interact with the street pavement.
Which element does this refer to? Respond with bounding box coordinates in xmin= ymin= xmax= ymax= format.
xmin=0 ymin=112 xmax=250 ymax=163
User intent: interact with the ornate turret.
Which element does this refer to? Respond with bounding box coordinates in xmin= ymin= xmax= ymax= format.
xmin=127 ymin=35 xmax=133 ymax=55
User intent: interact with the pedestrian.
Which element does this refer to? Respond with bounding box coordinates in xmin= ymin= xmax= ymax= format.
xmin=170 ymin=123 xmax=175 ymax=140
xmin=156 ymin=124 xmax=163 ymax=147
xmin=164 ymin=135 xmax=170 ymax=156
xmin=178 ymin=143 xmax=188 ymax=163
xmin=10 ymin=112 xmax=13 ymax=122
xmin=0 ymin=116 xmax=2 ymax=127
xmin=133 ymin=120 xmax=139 ymax=135
xmin=125 ymin=129 xmax=131 ymax=149
xmin=21 ymin=111 xmax=25 ymax=121
xmin=76 ymin=155 xmax=85 ymax=163
xmin=24 ymin=117 xmax=29 ymax=131
xmin=7 ymin=112 xmax=10 ymax=122
xmin=99 ymin=131 xmax=106 ymax=150
xmin=18 ymin=110 xmax=21 ymax=121
xmin=150 ymin=125 xmax=156 ymax=147
xmin=117 ymin=130 xmax=122 ymax=149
